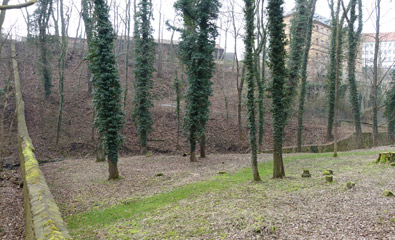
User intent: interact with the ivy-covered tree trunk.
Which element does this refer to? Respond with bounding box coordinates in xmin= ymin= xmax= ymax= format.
xmin=325 ymin=0 xmax=339 ymax=141
xmin=267 ymin=0 xmax=288 ymax=178
xmin=173 ymin=0 xmax=220 ymax=162
xmin=90 ymin=0 xmax=124 ymax=180
xmin=385 ymin=71 xmax=395 ymax=141
xmin=132 ymin=0 xmax=155 ymax=155
xmin=296 ymin=0 xmax=317 ymax=152
xmin=333 ymin=0 xmax=346 ymax=157
xmin=244 ymin=0 xmax=261 ymax=181
xmin=346 ymin=0 xmax=363 ymax=148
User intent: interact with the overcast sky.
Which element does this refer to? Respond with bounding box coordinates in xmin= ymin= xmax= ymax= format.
xmin=3 ymin=0 xmax=395 ymax=56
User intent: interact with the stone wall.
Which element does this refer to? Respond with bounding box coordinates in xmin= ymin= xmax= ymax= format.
xmin=265 ymin=132 xmax=393 ymax=154
xmin=12 ymin=43 xmax=71 ymax=240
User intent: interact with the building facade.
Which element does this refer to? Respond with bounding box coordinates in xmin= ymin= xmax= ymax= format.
xmin=361 ymin=32 xmax=395 ymax=70
xmin=284 ymin=12 xmax=331 ymax=84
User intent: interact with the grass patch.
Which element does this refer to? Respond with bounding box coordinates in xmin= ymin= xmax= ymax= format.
xmin=66 ymin=149 xmax=385 ymax=238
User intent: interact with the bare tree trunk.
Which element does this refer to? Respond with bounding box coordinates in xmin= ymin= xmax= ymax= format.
xmin=200 ymin=134 xmax=206 ymax=158
xmin=108 ymin=160 xmax=120 ymax=180
xmin=156 ymin=0 xmax=162 ymax=77
xmin=371 ymin=0 xmax=381 ymax=146
xmin=0 ymin=0 xmax=9 ymax=31
xmin=237 ymin=66 xmax=245 ymax=139
xmin=123 ymin=0 xmax=131 ymax=111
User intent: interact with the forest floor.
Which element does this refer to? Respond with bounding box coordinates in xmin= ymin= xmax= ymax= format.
xmin=41 ymin=147 xmax=395 ymax=239
xmin=0 ymin=169 xmax=24 ymax=240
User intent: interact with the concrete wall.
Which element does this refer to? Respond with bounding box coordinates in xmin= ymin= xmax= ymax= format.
xmin=12 ymin=43 xmax=71 ymax=240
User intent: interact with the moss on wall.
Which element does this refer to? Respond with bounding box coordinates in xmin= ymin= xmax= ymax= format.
xmin=12 ymin=42 xmax=71 ymax=240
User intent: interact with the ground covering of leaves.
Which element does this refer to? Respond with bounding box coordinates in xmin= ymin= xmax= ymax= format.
xmin=42 ymin=147 xmax=395 ymax=239
xmin=0 ymin=169 xmax=24 ymax=240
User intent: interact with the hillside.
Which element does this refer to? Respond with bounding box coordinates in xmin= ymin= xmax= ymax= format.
xmin=2 ymin=40 xmax=362 ymax=163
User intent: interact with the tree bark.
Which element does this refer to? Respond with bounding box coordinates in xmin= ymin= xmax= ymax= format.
xmin=0 ymin=0 xmax=36 ymax=10
xmin=371 ymin=0 xmax=380 ymax=146
xmin=108 ymin=160 xmax=120 ymax=180
xmin=200 ymin=134 xmax=206 ymax=158
xmin=297 ymin=0 xmax=317 ymax=152
xmin=273 ymin=138 xmax=284 ymax=178
xmin=96 ymin=133 xmax=105 ymax=162
xmin=190 ymin=138 xmax=197 ymax=162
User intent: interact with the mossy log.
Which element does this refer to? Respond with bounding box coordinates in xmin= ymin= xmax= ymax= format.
xmin=375 ymin=152 xmax=395 ymax=163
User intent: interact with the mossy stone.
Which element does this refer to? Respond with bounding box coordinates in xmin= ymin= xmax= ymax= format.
xmin=155 ymin=173 xmax=164 ymax=177
xmin=383 ymin=190 xmax=394 ymax=197
xmin=376 ymin=152 xmax=395 ymax=163
xmin=218 ymin=171 xmax=226 ymax=175
xmin=325 ymin=175 xmax=333 ymax=183
xmin=346 ymin=181 xmax=355 ymax=189
xmin=301 ymin=170 xmax=311 ymax=178
xmin=322 ymin=170 xmax=333 ymax=175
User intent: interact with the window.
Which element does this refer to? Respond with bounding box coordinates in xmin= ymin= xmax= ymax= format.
xmin=316 ymin=38 xmax=318 ymax=45
xmin=321 ymin=40 xmax=324 ymax=46
xmin=316 ymin=25 xmax=319 ymax=31
xmin=316 ymin=53 xmax=318 ymax=58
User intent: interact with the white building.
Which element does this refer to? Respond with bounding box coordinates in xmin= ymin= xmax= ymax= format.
xmin=361 ymin=32 xmax=395 ymax=69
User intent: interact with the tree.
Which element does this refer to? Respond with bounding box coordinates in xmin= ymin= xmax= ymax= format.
xmin=296 ymin=0 xmax=317 ymax=152
xmin=132 ymin=0 xmax=155 ymax=155
xmin=0 ymin=0 xmax=36 ymax=10
xmin=173 ymin=0 xmax=220 ymax=162
xmin=333 ymin=0 xmax=349 ymax=157
xmin=81 ymin=0 xmax=94 ymax=95
xmin=229 ymin=0 xmax=244 ymax=139
xmin=90 ymin=0 xmax=124 ymax=180
xmin=244 ymin=0 xmax=261 ymax=181
xmin=325 ymin=0 xmax=339 ymax=141
xmin=255 ymin=0 xmax=267 ymax=152
xmin=122 ymin=0 xmax=132 ymax=111
xmin=35 ymin=0 xmax=53 ymax=98
xmin=82 ymin=0 xmax=105 ymax=162
xmin=267 ymin=0 xmax=288 ymax=178
xmin=345 ymin=0 xmax=363 ymax=148
xmin=370 ymin=0 xmax=381 ymax=146
xmin=385 ymin=71 xmax=395 ymax=141
xmin=55 ymin=0 xmax=68 ymax=144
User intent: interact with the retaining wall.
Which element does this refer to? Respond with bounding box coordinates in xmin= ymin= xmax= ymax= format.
xmin=12 ymin=42 xmax=71 ymax=240
xmin=265 ymin=132 xmax=393 ymax=154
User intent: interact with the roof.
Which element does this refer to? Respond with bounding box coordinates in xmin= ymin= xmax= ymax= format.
xmin=362 ymin=32 xmax=395 ymax=42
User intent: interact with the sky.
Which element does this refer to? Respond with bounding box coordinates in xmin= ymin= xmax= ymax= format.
xmin=2 ymin=0 xmax=395 ymax=56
